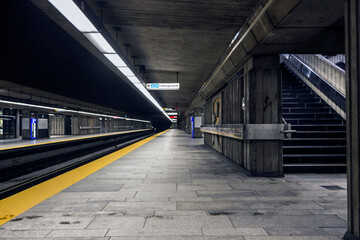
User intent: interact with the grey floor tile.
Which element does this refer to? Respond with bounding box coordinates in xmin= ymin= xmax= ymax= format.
xmin=177 ymin=183 xmax=232 ymax=191
xmin=197 ymin=190 xmax=259 ymax=198
xmin=135 ymin=191 xmax=197 ymax=198
xmin=0 ymin=229 xmax=51 ymax=238
xmin=176 ymin=201 xmax=250 ymax=211
xmin=107 ymin=227 xmax=202 ymax=237
xmin=229 ymin=214 xmax=346 ymax=228
xmin=321 ymin=227 xmax=347 ymax=236
xmin=28 ymin=202 xmax=108 ymax=212
xmin=64 ymin=180 xmax=124 ymax=192
xmin=110 ymin=237 xmax=170 ymax=240
xmin=2 ymin=216 xmax=94 ymax=230
xmin=87 ymin=216 xmax=145 ymax=229
xmin=264 ymin=227 xmax=328 ymax=236
xmin=103 ymin=202 xmax=176 ymax=211
xmin=145 ymin=215 xmax=233 ymax=229
xmin=170 ymin=237 xmax=244 ymax=240
xmin=202 ymin=227 xmax=268 ymax=236
xmin=243 ymin=237 xmax=341 ymax=240
xmin=47 ymin=229 xmax=108 ymax=238
xmin=247 ymin=201 xmax=324 ymax=210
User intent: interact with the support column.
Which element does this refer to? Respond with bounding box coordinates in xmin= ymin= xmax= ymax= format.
xmin=243 ymin=55 xmax=283 ymax=177
xmin=344 ymin=1 xmax=360 ymax=239
xmin=21 ymin=110 xmax=32 ymax=140
xmin=16 ymin=110 xmax=20 ymax=138
xmin=191 ymin=108 xmax=203 ymax=138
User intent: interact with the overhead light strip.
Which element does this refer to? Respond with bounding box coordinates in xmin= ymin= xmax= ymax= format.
xmin=83 ymin=32 xmax=116 ymax=54
xmin=48 ymin=0 xmax=98 ymax=32
xmin=0 ymin=100 xmax=151 ymax=123
xmin=48 ymin=0 xmax=171 ymax=122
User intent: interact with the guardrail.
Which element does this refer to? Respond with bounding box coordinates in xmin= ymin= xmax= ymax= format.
xmin=79 ymin=126 xmax=101 ymax=129
xmin=294 ymin=54 xmax=345 ymax=95
xmin=201 ymin=124 xmax=294 ymax=140
xmin=281 ymin=54 xmax=346 ymax=119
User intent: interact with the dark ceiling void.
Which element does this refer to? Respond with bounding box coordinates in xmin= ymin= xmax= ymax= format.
xmin=0 ymin=0 xmax=168 ymax=123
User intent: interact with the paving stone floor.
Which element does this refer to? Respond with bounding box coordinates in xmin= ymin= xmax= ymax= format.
xmin=0 ymin=129 xmax=347 ymax=239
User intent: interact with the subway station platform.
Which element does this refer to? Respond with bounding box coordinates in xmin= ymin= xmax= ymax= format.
xmin=0 ymin=129 xmax=347 ymax=239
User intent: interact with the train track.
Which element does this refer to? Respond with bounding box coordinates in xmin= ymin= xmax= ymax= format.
xmin=0 ymin=132 xmax=153 ymax=200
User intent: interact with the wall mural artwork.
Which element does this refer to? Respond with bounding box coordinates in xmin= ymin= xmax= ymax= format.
xmin=212 ymin=94 xmax=222 ymax=152
xmin=88 ymin=118 xmax=94 ymax=127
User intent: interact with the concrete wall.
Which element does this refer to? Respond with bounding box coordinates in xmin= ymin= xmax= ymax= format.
xmin=49 ymin=115 xmax=65 ymax=135
xmin=49 ymin=115 xmax=151 ymax=136
xmin=204 ymin=55 xmax=282 ymax=177
xmin=204 ymin=77 xmax=244 ymax=165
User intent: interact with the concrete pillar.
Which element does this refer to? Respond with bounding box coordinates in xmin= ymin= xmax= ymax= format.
xmin=184 ymin=115 xmax=191 ymax=134
xmin=243 ymin=55 xmax=283 ymax=177
xmin=191 ymin=108 xmax=203 ymax=138
xmin=21 ymin=110 xmax=32 ymax=140
xmin=100 ymin=118 xmax=106 ymax=133
xmin=65 ymin=115 xmax=72 ymax=135
xmin=344 ymin=1 xmax=360 ymax=239
xmin=16 ymin=110 xmax=20 ymax=138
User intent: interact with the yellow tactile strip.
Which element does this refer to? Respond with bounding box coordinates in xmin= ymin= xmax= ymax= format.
xmin=0 ymin=130 xmax=168 ymax=225
xmin=0 ymin=129 xmax=152 ymax=151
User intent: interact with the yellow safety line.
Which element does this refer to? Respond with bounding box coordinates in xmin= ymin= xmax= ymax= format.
xmin=0 ymin=129 xmax=169 ymax=225
xmin=0 ymin=129 xmax=152 ymax=151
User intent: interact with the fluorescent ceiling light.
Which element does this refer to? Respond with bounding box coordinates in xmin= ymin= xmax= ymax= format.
xmin=104 ymin=54 xmax=126 ymax=67
xmin=48 ymin=0 xmax=170 ymax=122
xmin=48 ymin=0 xmax=98 ymax=32
xmin=135 ymin=84 xmax=146 ymax=92
xmin=127 ymin=76 xmax=141 ymax=84
xmin=83 ymin=32 xmax=115 ymax=53
xmin=0 ymin=100 xmax=153 ymax=122
xmin=118 ymin=67 xmax=135 ymax=76
xmin=167 ymin=112 xmax=178 ymax=116
xmin=0 ymin=100 xmax=57 ymax=111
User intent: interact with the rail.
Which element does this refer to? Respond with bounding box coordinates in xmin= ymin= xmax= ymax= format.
xmin=294 ymin=54 xmax=345 ymax=95
xmin=201 ymin=123 xmax=294 ymax=140
xmin=0 ymin=129 xmax=154 ymax=184
xmin=281 ymin=54 xmax=346 ymax=119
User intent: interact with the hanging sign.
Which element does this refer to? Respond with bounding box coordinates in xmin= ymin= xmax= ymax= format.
xmin=164 ymin=107 xmax=178 ymax=111
xmin=146 ymin=83 xmax=180 ymax=90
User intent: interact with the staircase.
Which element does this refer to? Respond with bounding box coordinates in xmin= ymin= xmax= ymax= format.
xmin=282 ymin=65 xmax=346 ymax=173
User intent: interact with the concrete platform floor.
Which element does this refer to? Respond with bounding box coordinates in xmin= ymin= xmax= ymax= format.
xmin=0 ymin=129 xmax=347 ymax=239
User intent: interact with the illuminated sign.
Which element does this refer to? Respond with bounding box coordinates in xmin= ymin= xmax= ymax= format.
xmin=31 ymin=118 xmax=37 ymax=139
xmin=170 ymin=116 xmax=177 ymax=119
xmin=164 ymin=107 xmax=177 ymax=111
xmin=146 ymin=83 xmax=180 ymax=90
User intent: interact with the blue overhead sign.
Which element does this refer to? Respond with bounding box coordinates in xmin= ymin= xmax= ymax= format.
xmin=151 ymin=84 xmax=159 ymax=89
xmin=146 ymin=83 xmax=180 ymax=90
